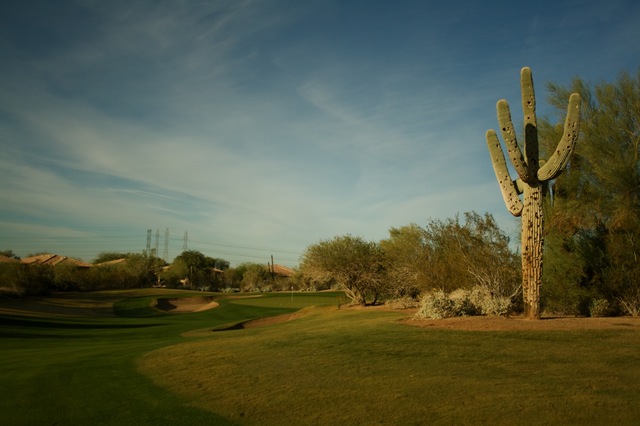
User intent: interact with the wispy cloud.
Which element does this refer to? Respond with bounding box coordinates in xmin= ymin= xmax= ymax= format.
xmin=1 ymin=0 xmax=638 ymax=264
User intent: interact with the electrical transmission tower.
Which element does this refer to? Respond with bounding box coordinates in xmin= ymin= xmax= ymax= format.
xmin=154 ymin=229 xmax=159 ymax=257
xmin=183 ymin=231 xmax=188 ymax=252
xmin=163 ymin=228 xmax=169 ymax=261
xmin=146 ymin=229 xmax=152 ymax=254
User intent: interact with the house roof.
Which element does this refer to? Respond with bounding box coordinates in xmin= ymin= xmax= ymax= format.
xmin=94 ymin=258 xmax=127 ymax=267
xmin=271 ymin=264 xmax=295 ymax=277
xmin=0 ymin=254 xmax=19 ymax=263
xmin=20 ymin=254 xmax=93 ymax=268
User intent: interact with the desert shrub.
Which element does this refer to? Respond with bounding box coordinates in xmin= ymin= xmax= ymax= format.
xmin=414 ymin=290 xmax=457 ymax=319
xmin=0 ymin=263 xmax=54 ymax=296
xmin=449 ymin=289 xmax=481 ymax=316
xmin=468 ymin=286 xmax=513 ymax=316
xmin=617 ymin=287 xmax=640 ymax=316
xmin=415 ymin=286 xmax=515 ymax=319
xmin=588 ymin=298 xmax=611 ymax=317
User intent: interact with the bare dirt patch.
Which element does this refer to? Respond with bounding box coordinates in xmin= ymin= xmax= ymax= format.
xmin=402 ymin=315 xmax=640 ymax=331
xmin=154 ymin=296 xmax=219 ymax=313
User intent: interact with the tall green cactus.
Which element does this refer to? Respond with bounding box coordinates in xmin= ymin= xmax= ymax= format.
xmin=485 ymin=67 xmax=580 ymax=319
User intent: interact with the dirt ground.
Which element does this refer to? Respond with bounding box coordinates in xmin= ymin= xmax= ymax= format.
xmin=239 ymin=305 xmax=640 ymax=332
xmin=402 ymin=314 xmax=640 ymax=331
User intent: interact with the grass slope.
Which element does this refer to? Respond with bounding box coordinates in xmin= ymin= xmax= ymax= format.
xmin=2 ymin=290 xmax=640 ymax=425
xmin=0 ymin=290 xmax=340 ymax=426
xmin=140 ymin=307 xmax=640 ymax=425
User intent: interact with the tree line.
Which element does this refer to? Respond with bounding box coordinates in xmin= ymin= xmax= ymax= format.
xmin=0 ymin=249 xmax=299 ymax=296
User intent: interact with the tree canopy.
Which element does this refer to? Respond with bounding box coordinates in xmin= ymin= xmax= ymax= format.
xmin=542 ymin=68 xmax=640 ymax=315
xmin=300 ymin=235 xmax=385 ymax=306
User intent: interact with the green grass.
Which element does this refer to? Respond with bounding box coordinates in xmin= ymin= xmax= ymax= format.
xmin=0 ymin=290 xmax=339 ymax=426
xmin=2 ymin=290 xmax=640 ymax=425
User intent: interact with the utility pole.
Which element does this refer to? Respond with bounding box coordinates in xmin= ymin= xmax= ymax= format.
xmin=270 ymin=254 xmax=275 ymax=281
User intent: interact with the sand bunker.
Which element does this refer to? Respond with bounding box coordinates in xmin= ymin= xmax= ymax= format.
xmin=155 ymin=296 xmax=219 ymax=313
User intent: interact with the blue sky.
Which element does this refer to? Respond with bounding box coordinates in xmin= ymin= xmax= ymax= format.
xmin=1 ymin=0 xmax=639 ymax=266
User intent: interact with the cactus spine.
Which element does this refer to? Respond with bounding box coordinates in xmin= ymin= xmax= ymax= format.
xmin=486 ymin=67 xmax=580 ymax=319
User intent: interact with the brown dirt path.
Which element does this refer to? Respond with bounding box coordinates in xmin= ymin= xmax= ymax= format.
xmin=402 ymin=315 xmax=640 ymax=331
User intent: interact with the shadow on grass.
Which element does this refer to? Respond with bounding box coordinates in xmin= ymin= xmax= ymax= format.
xmin=0 ymin=315 xmax=162 ymax=339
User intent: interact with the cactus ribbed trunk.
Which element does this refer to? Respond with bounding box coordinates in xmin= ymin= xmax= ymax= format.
xmin=485 ymin=67 xmax=580 ymax=319
xmin=521 ymin=184 xmax=543 ymax=319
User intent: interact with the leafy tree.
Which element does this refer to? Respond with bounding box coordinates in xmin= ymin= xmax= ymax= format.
xmin=300 ymin=235 xmax=385 ymax=306
xmin=240 ymin=263 xmax=272 ymax=292
xmin=382 ymin=212 xmax=520 ymax=301
xmin=0 ymin=263 xmax=53 ymax=297
xmin=168 ymin=250 xmax=230 ymax=289
xmin=0 ymin=250 xmax=19 ymax=260
xmin=159 ymin=258 xmax=189 ymax=288
xmin=542 ymin=69 xmax=640 ymax=315
xmin=206 ymin=257 xmax=230 ymax=270
xmin=380 ymin=224 xmax=432 ymax=298
xmin=174 ymin=250 xmax=208 ymax=270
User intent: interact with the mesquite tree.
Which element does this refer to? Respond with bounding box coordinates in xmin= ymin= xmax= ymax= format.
xmin=485 ymin=67 xmax=581 ymax=319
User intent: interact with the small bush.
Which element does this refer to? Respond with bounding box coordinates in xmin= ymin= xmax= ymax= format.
xmin=468 ymin=287 xmax=513 ymax=316
xmin=449 ymin=289 xmax=481 ymax=316
xmin=0 ymin=263 xmax=54 ymax=297
xmin=414 ymin=290 xmax=457 ymax=319
xmin=414 ymin=286 xmax=514 ymax=319
xmin=588 ymin=298 xmax=611 ymax=317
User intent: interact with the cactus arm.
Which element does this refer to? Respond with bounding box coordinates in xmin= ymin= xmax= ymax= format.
xmin=486 ymin=129 xmax=524 ymax=217
xmin=520 ymin=67 xmax=540 ymax=174
xmin=537 ymin=93 xmax=581 ymax=181
xmin=514 ymin=178 xmax=525 ymax=195
xmin=497 ymin=100 xmax=533 ymax=183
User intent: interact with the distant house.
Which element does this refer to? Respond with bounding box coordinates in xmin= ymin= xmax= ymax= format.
xmin=0 ymin=254 xmax=19 ymax=263
xmin=270 ymin=264 xmax=295 ymax=278
xmin=94 ymin=258 xmax=127 ymax=267
xmin=20 ymin=254 xmax=93 ymax=269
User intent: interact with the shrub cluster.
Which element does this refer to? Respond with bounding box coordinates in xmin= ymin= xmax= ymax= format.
xmin=414 ymin=286 xmax=513 ymax=319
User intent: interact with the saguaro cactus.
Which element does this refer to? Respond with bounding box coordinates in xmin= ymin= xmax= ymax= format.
xmin=485 ymin=67 xmax=580 ymax=319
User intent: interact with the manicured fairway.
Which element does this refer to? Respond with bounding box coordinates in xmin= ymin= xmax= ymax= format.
xmin=0 ymin=290 xmax=340 ymax=426
xmin=2 ymin=290 xmax=640 ymax=425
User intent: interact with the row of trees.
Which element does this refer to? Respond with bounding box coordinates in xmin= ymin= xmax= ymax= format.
xmin=0 ymin=248 xmax=299 ymax=296
xmin=301 ymin=212 xmax=521 ymax=309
